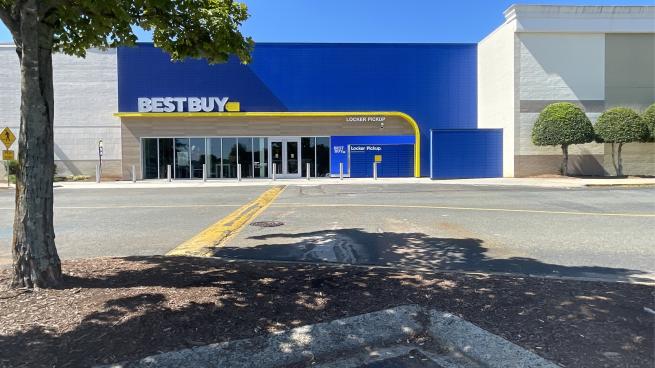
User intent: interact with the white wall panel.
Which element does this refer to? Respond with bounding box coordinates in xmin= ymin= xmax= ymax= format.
xmin=0 ymin=46 xmax=119 ymax=162
xmin=477 ymin=23 xmax=517 ymax=177
xmin=519 ymin=33 xmax=605 ymax=101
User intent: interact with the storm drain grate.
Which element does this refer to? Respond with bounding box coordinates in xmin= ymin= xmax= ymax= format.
xmin=250 ymin=221 xmax=284 ymax=228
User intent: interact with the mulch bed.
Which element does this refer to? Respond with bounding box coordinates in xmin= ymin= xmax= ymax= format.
xmin=0 ymin=256 xmax=653 ymax=368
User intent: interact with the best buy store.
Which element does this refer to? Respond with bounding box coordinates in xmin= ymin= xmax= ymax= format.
xmin=115 ymin=43 xmax=479 ymax=180
xmin=3 ymin=5 xmax=650 ymax=180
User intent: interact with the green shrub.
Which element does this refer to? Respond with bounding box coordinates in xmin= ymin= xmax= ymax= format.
xmin=6 ymin=160 xmax=19 ymax=175
xmin=531 ymin=102 xmax=595 ymax=175
xmin=595 ymin=107 xmax=649 ymax=176
xmin=642 ymin=103 xmax=655 ymax=141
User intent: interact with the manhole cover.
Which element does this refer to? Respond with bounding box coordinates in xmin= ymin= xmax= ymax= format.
xmin=250 ymin=221 xmax=284 ymax=227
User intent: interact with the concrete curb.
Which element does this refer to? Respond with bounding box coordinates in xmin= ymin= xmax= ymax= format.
xmin=51 ymin=177 xmax=655 ymax=190
xmin=102 ymin=305 xmax=559 ymax=368
xmin=428 ymin=310 xmax=557 ymax=368
xmin=105 ymin=305 xmax=425 ymax=368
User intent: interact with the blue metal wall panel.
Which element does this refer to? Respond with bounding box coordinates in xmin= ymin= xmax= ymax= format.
xmin=118 ymin=43 xmax=477 ymax=176
xmin=330 ymin=135 xmax=415 ymax=175
xmin=431 ymin=129 xmax=503 ymax=179
xmin=350 ymin=144 xmax=414 ymax=178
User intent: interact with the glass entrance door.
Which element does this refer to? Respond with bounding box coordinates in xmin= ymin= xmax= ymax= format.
xmin=268 ymin=137 xmax=301 ymax=178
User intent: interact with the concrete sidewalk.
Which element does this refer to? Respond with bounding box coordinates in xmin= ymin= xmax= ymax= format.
xmin=43 ymin=176 xmax=655 ymax=189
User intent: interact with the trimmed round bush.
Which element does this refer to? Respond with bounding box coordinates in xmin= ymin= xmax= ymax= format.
xmin=595 ymin=107 xmax=649 ymax=144
xmin=532 ymin=103 xmax=595 ymax=147
xmin=642 ymin=103 xmax=655 ymax=140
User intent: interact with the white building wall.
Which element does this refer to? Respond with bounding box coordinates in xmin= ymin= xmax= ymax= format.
xmin=519 ymin=33 xmax=605 ymax=101
xmin=477 ymin=21 xmax=517 ymax=177
xmin=0 ymin=46 xmax=120 ymax=178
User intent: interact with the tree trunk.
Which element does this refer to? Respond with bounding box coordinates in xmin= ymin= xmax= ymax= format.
xmin=560 ymin=144 xmax=569 ymax=176
xmin=617 ymin=143 xmax=624 ymax=177
xmin=11 ymin=0 xmax=62 ymax=288
xmin=610 ymin=142 xmax=618 ymax=176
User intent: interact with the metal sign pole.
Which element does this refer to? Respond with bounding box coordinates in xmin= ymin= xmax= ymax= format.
xmin=202 ymin=164 xmax=207 ymax=182
xmin=306 ymin=163 xmax=311 ymax=180
xmin=237 ymin=164 xmax=242 ymax=182
xmin=339 ymin=163 xmax=343 ymax=180
xmin=373 ymin=162 xmax=378 ymax=180
xmin=167 ymin=165 xmax=172 ymax=182
xmin=272 ymin=163 xmax=276 ymax=181
xmin=131 ymin=165 xmax=136 ymax=183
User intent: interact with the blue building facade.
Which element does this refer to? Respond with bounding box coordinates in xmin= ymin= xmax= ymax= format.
xmin=116 ymin=43 xmax=480 ymax=179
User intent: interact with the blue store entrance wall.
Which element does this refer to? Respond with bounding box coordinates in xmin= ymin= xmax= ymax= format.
xmin=430 ymin=129 xmax=503 ymax=179
xmin=118 ymin=43 xmax=477 ymax=177
xmin=350 ymin=144 xmax=414 ymax=178
xmin=330 ymin=135 xmax=415 ymax=176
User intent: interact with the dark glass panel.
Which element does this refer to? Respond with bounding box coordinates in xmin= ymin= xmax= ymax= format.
xmin=301 ymin=137 xmax=315 ymax=177
xmin=190 ymin=138 xmax=205 ymax=179
xmin=253 ymin=138 xmax=268 ymax=178
xmin=222 ymin=138 xmax=237 ymax=178
xmin=158 ymin=138 xmax=174 ymax=179
xmin=207 ymin=138 xmax=221 ymax=178
xmin=142 ymin=138 xmax=158 ymax=179
xmin=238 ymin=138 xmax=253 ymax=178
xmin=175 ymin=138 xmax=190 ymax=179
xmin=316 ymin=137 xmax=330 ymax=177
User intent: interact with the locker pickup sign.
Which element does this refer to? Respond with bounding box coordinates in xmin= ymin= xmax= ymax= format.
xmin=350 ymin=145 xmax=382 ymax=152
xmin=137 ymin=97 xmax=240 ymax=113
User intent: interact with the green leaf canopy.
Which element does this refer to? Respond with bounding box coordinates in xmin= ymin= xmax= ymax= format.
xmin=531 ymin=102 xmax=595 ymax=147
xmin=642 ymin=103 xmax=655 ymax=141
xmin=595 ymin=107 xmax=649 ymax=144
xmin=0 ymin=0 xmax=253 ymax=64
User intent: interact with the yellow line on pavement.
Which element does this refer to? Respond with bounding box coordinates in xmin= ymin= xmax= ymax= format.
xmin=271 ymin=203 xmax=655 ymax=218
xmin=167 ymin=186 xmax=286 ymax=257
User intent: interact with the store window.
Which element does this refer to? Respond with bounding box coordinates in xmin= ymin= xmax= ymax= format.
xmin=190 ymin=138 xmax=205 ymax=179
xmin=175 ymin=138 xmax=190 ymax=178
xmin=238 ymin=138 xmax=253 ymax=178
xmin=142 ymin=138 xmax=158 ymax=179
xmin=253 ymin=138 xmax=268 ymax=178
xmin=158 ymin=138 xmax=174 ymax=179
xmin=207 ymin=138 xmax=222 ymax=178
xmin=222 ymin=138 xmax=237 ymax=179
xmin=316 ymin=137 xmax=330 ymax=177
xmin=301 ymin=137 xmax=315 ymax=177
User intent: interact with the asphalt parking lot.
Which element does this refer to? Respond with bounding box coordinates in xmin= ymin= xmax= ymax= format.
xmin=1 ymin=183 xmax=653 ymax=282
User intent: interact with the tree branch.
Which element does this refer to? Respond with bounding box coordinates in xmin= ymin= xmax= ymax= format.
xmin=0 ymin=6 xmax=19 ymax=38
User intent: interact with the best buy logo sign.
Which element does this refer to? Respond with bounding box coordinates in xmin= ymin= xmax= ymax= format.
xmin=137 ymin=97 xmax=240 ymax=113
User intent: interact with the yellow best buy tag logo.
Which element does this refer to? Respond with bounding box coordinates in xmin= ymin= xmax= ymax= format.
xmin=225 ymin=101 xmax=240 ymax=112
xmin=374 ymin=155 xmax=382 ymax=162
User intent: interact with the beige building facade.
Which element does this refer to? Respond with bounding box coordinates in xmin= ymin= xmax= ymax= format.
xmin=478 ymin=5 xmax=655 ymax=177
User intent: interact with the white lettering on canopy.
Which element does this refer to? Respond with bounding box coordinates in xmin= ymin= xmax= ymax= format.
xmin=137 ymin=97 xmax=230 ymax=113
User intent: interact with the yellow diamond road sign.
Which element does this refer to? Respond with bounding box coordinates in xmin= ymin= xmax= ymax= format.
xmin=1 ymin=127 xmax=16 ymax=149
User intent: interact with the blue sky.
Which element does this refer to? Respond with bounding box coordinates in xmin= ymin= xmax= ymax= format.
xmin=1 ymin=0 xmax=653 ymax=44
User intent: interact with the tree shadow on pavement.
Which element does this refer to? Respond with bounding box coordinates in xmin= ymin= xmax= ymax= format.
xmin=0 ymin=255 xmax=653 ymax=368
xmin=212 ymin=228 xmax=652 ymax=284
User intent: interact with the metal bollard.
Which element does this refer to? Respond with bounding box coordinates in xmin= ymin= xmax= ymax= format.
xmin=131 ymin=165 xmax=136 ymax=183
xmin=373 ymin=162 xmax=378 ymax=180
xmin=167 ymin=165 xmax=172 ymax=182
xmin=339 ymin=163 xmax=344 ymax=180
xmin=306 ymin=163 xmax=311 ymax=180
xmin=95 ymin=164 xmax=100 ymax=183
xmin=272 ymin=163 xmax=276 ymax=181
xmin=202 ymin=164 xmax=207 ymax=182
xmin=237 ymin=164 xmax=242 ymax=181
